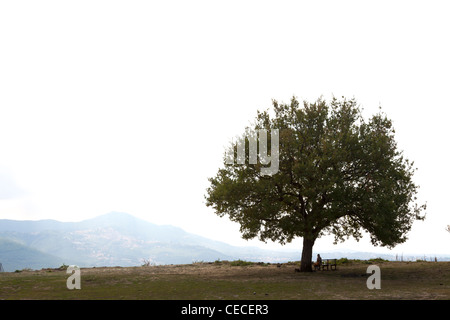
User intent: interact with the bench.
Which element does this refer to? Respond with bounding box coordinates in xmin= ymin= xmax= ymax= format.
xmin=313 ymin=258 xmax=337 ymax=271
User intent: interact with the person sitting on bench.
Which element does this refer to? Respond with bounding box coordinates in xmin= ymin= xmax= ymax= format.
xmin=314 ymin=254 xmax=322 ymax=270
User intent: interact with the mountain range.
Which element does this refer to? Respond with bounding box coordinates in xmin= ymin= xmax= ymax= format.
xmin=0 ymin=212 xmax=302 ymax=271
xmin=1 ymin=212 xmax=448 ymax=272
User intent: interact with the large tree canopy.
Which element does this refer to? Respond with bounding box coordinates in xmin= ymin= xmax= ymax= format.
xmin=205 ymin=96 xmax=426 ymax=271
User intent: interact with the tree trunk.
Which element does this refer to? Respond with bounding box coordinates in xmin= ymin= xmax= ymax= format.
xmin=300 ymin=237 xmax=315 ymax=272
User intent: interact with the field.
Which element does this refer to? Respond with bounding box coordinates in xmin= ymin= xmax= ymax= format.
xmin=0 ymin=260 xmax=449 ymax=300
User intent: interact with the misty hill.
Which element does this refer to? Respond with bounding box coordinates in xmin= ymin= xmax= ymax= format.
xmin=0 ymin=212 xmax=302 ymax=271
xmin=0 ymin=237 xmax=62 ymax=271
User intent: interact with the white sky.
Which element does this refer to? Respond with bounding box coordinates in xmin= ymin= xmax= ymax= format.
xmin=1 ymin=1 xmax=449 ymax=255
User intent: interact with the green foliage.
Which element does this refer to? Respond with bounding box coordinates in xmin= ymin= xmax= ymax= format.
xmin=336 ymin=258 xmax=351 ymax=265
xmin=335 ymin=257 xmax=390 ymax=265
xmin=229 ymin=260 xmax=255 ymax=266
xmin=368 ymin=258 xmax=389 ymax=263
xmin=206 ymin=96 xmax=426 ymax=253
xmin=212 ymin=259 xmax=271 ymax=266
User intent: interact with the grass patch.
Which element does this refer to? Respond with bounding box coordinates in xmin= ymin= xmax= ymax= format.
xmin=0 ymin=261 xmax=448 ymax=300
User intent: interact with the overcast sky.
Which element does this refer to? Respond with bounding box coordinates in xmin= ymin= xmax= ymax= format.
xmin=1 ymin=1 xmax=449 ymax=255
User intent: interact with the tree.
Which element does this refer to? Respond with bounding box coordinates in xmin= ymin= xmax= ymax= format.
xmin=205 ymin=96 xmax=426 ymax=272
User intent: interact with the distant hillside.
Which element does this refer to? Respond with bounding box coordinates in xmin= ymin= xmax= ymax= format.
xmin=0 ymin=237 xmax=63 ymax=271
xmin=0 ymin=212 xmax=300 ymax=271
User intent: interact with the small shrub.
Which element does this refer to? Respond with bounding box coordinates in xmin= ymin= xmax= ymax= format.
xmin=230 ymin=259 xmax=254 ymax=267
xmin=337 ymin=258 xmax=351 ymax=265
xmin=58 ymin=263 xmax=69 ymax=270
xmin=141 ymin=259 xmax=155 ymax=267
xmin=368 ymin=258 xmax=389 ymax=263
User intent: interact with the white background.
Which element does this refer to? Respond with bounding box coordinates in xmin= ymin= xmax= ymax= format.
xmin=1 ymin=1 xmax=449 ymax=255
